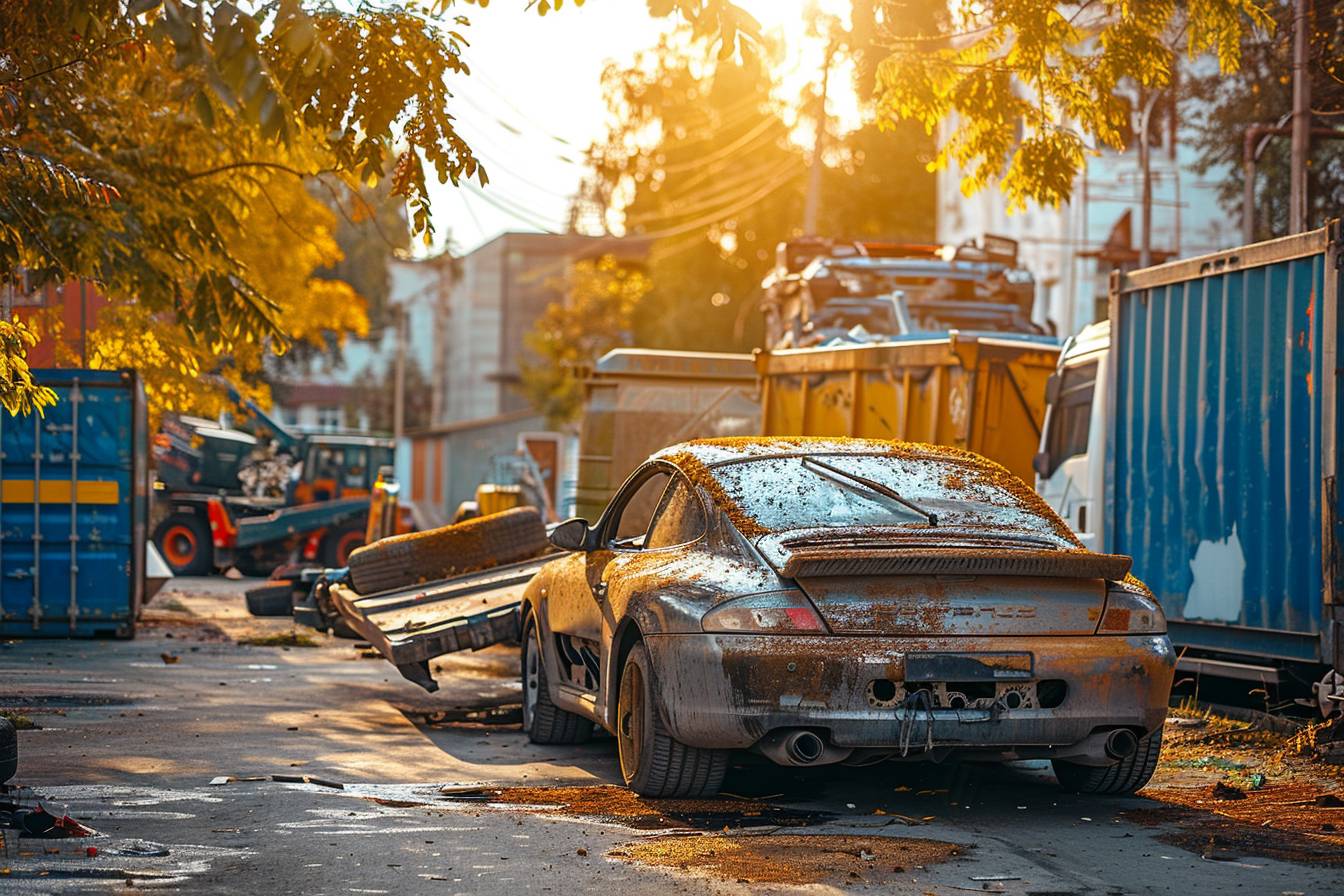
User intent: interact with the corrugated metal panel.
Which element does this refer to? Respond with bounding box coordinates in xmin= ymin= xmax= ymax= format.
xmin=1108 ymin=225 xmax=1339 ymax=662
xmin=1 ymin=369 xmax=146 ymax=637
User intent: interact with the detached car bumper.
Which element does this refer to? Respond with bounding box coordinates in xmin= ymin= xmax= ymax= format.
xmin=642 ymin=633 xmax=1174 ymax=756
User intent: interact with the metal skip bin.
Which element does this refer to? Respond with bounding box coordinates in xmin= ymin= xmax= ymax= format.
xmin=1 ymin=369 xmax=148 ymax=637
xmin=756 ymin=334 xmax=1061 ymax=483
xmin=576 ymin=349 xmax=761 ymax=521
xmin=1107 ymin=223 xmax=1343 ymax=669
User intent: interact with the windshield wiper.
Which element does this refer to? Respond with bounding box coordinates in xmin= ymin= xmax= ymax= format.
xmin=800 ymin=456 xmax=939 ymax=527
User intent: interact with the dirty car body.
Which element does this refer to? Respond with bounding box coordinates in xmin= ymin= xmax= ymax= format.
xmin=520 ymin=437 xmax=1174 ymax=796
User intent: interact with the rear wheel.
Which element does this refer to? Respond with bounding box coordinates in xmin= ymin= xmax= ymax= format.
xmin=322 ymin=524 xmax=365 ymax=568
xmin=153 ymin=513 xmax=213 ymax=576
xmin=521 ymin=615 xmax=591 ymax=745
xmin=1053 ymin=728 xmax=1163 ymax=795
xmin=616 ymin=643 xmax=727 ymax=797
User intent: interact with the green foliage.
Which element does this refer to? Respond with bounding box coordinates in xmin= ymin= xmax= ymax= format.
xmin=0 ymin=0 xmax=481 ymax=416
xmin=873 ymin=0 xmax=1276 ymax=211
xmin=1187 ymin=0 xmax=1344 ymax=239
xmin=571 ymin=17 xmax=935 ymax=360
xmin=520 ymin=256 xmax=651 ymax=428
xmin=0 ymin=320 xmax=57 ymax=415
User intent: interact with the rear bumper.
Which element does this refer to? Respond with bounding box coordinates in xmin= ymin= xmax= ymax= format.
xmin=642 ymin=632 xmax=1174 ymax=756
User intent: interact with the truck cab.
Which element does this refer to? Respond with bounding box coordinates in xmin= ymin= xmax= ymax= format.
xmin=290 ymin=434 xmax=395 ymax=505
xmin=1034 ymin=319 xmax=1109 ymax=551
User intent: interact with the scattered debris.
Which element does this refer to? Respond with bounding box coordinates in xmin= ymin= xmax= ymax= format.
xmin=105 ymin=840 xmax=170 ymax=857
xmin=271 ymin=774 xmax=344 ymax=789
xmin=1168 ymin=716 xmax=1209 ymax=729
xmin=0 ymin=713 xmax=37 ymax=731
xmin=438 ymin=784 xmax=492 ymax=797
xmin=1210 ymin=782 xmax=1246 ymax=801
xmin=479 ymin=785 xmax=831 ymax=831
xmin=612 ymin=833 xmax=962 ymax=885
xmin=236 ymin=631 xmax=319 ymax=648
xmin=3 ymin=806 xmax=97 ymax=839
xmin=419 ymin=703 xmax=523 ymax=728
xmin=208 ymin=775 xmax=267 ymax=786
xmin=160 ymin=652 xmax=179 ymax=665
xmin=1121 ymin=804 xmax=1344 ymax=867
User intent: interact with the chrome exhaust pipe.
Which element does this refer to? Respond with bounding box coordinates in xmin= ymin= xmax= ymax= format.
xmin=1104 ymin=729 xmax=1138 ymax=760
xmin=755 ymin=729 xmax=853 ymax=767
xmin=785 ymin=730 xmax=825 ymax=764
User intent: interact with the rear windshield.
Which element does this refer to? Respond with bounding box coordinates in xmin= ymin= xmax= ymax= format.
xmin=706 ymin=452 xmax=1069 ymax=543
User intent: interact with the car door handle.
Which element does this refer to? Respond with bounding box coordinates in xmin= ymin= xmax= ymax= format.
xmin=593 ymin=581 xmax=608 ymax=602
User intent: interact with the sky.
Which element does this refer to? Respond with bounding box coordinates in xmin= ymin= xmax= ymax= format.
xmin=429 ymin=0 xmax=854 ymax=256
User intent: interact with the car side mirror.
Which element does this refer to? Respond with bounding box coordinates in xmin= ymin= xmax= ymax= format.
xmin=549 ymin=518 xmax=592 ymax=552
xmin=1032 ymin=450 xmax=1051 ymax=478
xmin=1043 ymin=371 xmax=1062 ymax=405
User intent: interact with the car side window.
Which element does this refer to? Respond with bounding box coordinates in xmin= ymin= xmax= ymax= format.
xmin=610 ymin=470 xmax=671 ymax=545
xmin=645 ymin=478 xmax=706 ymax=549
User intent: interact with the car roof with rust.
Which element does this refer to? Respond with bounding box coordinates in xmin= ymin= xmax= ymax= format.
xmin=651 ymin=436 xmax=993 ymax=470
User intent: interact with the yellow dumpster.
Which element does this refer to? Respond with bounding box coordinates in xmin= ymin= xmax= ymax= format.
xmin=476 ymin=483 xmax=524 ymax=517
xmin=756 ymin=333 xmax=1061 ymax=482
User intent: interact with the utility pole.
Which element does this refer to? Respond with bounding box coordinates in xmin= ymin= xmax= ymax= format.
xmin=1138 ymin=91 xmax=1159 ymax=268
xmin=802 ymin=33 xmax=838 ymax=235
xmin=1289 ymin=0 xmax=1312 ymax=233
xmin=392 ymin=303 xmax=406 ymax=440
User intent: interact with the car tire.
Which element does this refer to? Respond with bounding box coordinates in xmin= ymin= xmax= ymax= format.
xmin=245 ymin=582 xmax=296 ymax=617
xmin=1052 ymin=728 xmax=1163 ymax=795
xmin=321 ymin=524 xmax=365 ymax=568
xmin=521 ymin=615 xmax=592 ymax=745
xmin=616 ymin=643 xmax=728 ymax=798
xmin=153 ymin=513 xmax=213 ymax=576
xmin=346 ymin=507 xmax=547 ymax=595
xmin=0 ymin=717 xmax=17 ymax=784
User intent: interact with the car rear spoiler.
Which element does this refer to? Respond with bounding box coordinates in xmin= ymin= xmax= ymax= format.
xmin=777 ymin=547 xmax=1132 ymax=581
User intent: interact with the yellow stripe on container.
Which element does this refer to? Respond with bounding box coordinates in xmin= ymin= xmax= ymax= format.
xmin=1 ymin=480 xmax=121 ymax=504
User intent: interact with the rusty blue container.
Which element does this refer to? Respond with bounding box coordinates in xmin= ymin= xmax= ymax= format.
xmin=1106 ymin=223 xmax=1342 ymax=670
xmin=0 ymin=369 xmax=147 ymax=637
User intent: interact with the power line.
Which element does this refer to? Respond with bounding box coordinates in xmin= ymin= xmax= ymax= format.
xmin=658 ymin=115 xmax=784 ymax=174
xmin=461 ymin=180 xmax=563 ymax=234
xmin=624 ymin=156 xmax=805 ymax=227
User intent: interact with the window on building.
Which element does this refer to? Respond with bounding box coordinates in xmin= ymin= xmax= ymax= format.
xmin=316 ymin=406 xmax=342 ymax=432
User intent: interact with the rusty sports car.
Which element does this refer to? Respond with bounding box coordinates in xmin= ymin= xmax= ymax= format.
xmin=521 ymin=438 xmax=1174 ymax=797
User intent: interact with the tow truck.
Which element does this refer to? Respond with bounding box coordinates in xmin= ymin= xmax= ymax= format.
xmin=151 ymin=387 xmax=396 ymax=577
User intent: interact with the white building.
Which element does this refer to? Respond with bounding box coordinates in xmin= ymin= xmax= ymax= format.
xmin=937 ymin=89 xmax=1237 ymax=338
xmin=271 ymin=253 xmax=452 ymax=432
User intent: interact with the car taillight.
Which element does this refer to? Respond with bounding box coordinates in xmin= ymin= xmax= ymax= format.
xmin=1096 ymin=584 xmax=1166 ymax=634
xmin=701 ymin=590 xmax=827 ymax=634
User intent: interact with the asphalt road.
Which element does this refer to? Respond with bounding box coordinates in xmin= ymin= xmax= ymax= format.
xmin=1 ymin=577 xmax=1341 ymax=894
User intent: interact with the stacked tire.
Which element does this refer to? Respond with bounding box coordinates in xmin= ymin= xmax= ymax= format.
xmin=244 ymin=581 xmax=298 ymax=617
xmin=345 ymin=507 xmax=548 ymax=595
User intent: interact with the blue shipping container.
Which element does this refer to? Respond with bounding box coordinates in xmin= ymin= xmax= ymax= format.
xmin=1107 ymin=223 xmax=1342 ymax=669
xmin=0 ymin=369 xmax=147 ymax=637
